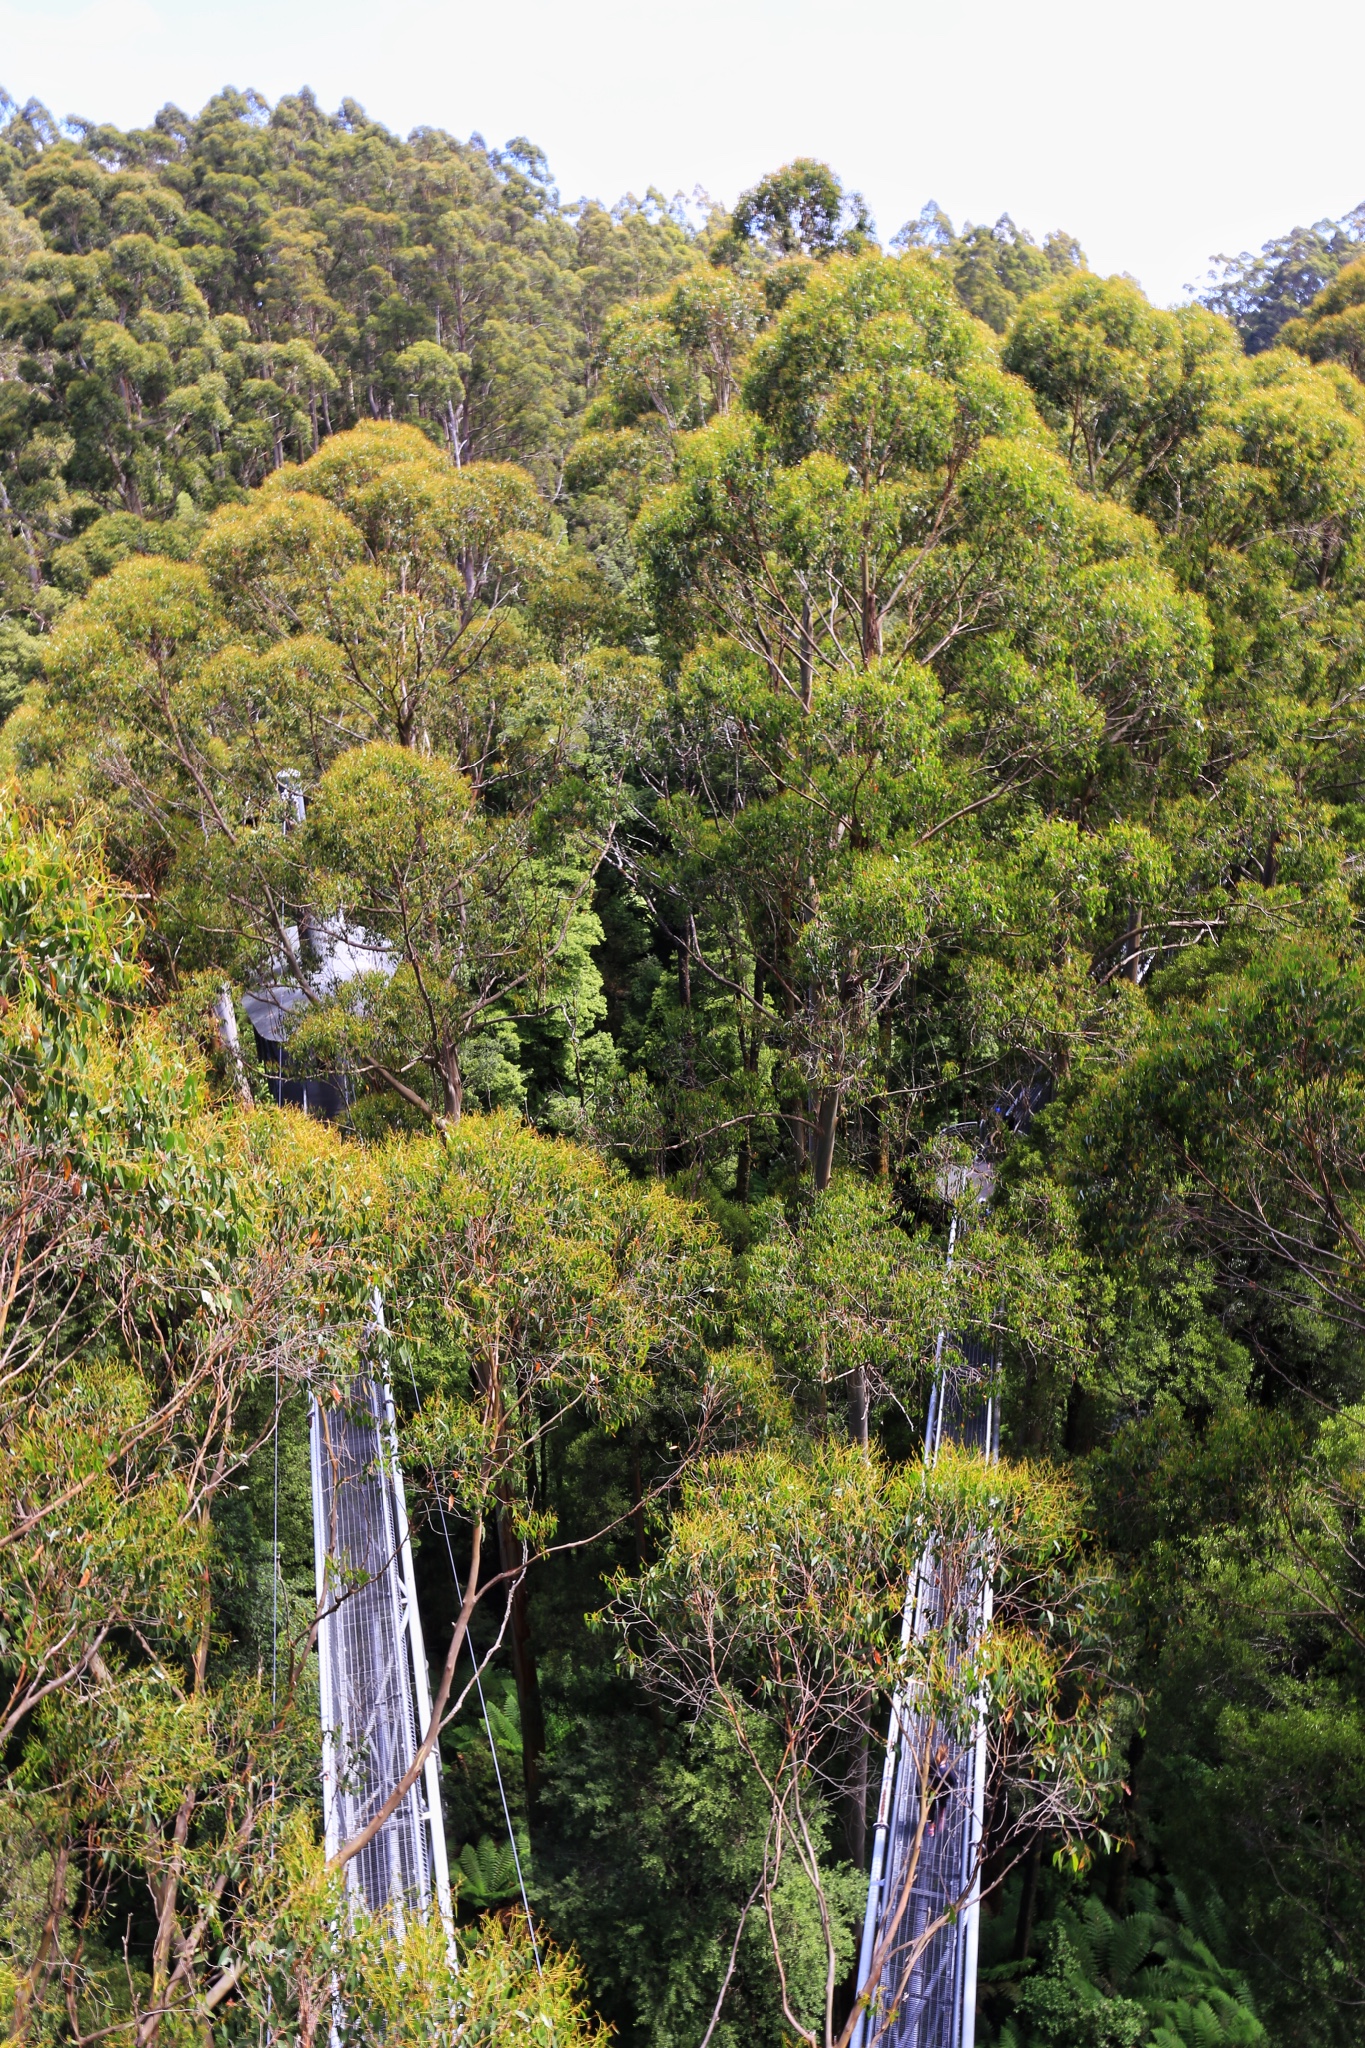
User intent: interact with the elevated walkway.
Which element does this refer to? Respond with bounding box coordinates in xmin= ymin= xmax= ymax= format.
xmin=309 ymin=1298 xmax=453 ymax=1935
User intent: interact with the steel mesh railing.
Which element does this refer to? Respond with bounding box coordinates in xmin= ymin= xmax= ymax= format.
xmin=853 ymin=1340 xmax=998 ymax=2048
xmin=310 ymin=1307 xmax=452 ymax=1937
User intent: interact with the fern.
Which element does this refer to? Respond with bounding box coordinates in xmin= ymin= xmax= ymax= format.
xmin=454 ymin=1832 xmax=522 ymax=1911
xmin=996 ymin=1888 xmax=1266 ymax=2048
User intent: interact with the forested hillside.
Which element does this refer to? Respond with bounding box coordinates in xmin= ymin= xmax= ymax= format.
xmin=4 ymin=83 xmax=1365 ymax=2048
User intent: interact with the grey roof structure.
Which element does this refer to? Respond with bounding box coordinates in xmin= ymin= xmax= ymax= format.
xmin=241 ymin=920 xmax=395 ymax=1046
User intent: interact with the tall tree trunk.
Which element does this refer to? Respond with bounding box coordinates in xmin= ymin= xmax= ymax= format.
xmin=849 ymin=1365 xmax=869 ymax=1447
xmin=674 ymin=927 xmax=697 ymax=1173
xmin=860 ymin=550 xmax=881 ymax=660
xmin=1063 ymin=1374 xmax=1090 ymax=1456
xmin=631 ymin=1439 xmax=647 ymax=1572
xmin=875 ymin=1013 xmax=892 ymax=1178
xmin=12 ymin=1836 xmax=69 ymax=2043
xmin=498 ymin=1505 xmax=546 ymax=1805
xmin=1105 ymin=1728 xmax=1146 ymax=1912
xmin=735 ymin=957 xmax=764 ymax=1204
xmin=677 ymin=932 xmax=694 ymax=1085
xmin=439 ymin=1043 xmax=464 ymax=1122
xmin=137 ymin=1531 xmax=213 ymax=2045
xmin=0 ymin=481 xmax=42 ymax=592
xmin=846 ymin=1731 xmax=869 ymax=1875
xmin=799 ymin=591 xmax=814 ymax=711
xmin=1013 ymin=1838 xmax=1043 ymax=1961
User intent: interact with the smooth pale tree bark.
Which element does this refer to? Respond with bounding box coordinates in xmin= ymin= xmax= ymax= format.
xmin=212 ymin=987 xmax=254 ymax=1107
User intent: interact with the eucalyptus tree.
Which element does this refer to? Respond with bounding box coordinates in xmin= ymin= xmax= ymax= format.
xmin=382 ymin=1111 xmax=735 ymax=1797
xmin=1199 ymin=208 xmax=1365 ymax=353
xmin=35 ymin=421 xmax=646 ymax=1120
xmin=0 ymin=86 xmax=706 ymax=581
xmin=1003 ymin=276 xmax=1240 ymax=498
xmin=623 ymin=250 xmax=1211 ymax=1188
xmin=0 ymin=808 xmax=668 ymax=2045
xmin=893 ymin=205 xmax=1085 ymax=335
xmin=1011 ymin=280 xmax=1365 ymax=969
xmin=610 ymin=1441 xmax=1121 ymax=2048
xmin=1282 ymin=256 xmax=1365 ymax=379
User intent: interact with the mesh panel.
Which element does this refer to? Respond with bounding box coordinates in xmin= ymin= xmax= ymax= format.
xmin=312 ymin=1379 xmax=433 ymax=1922
xmin=861 ymin=1343 xmax=998 ymax=2048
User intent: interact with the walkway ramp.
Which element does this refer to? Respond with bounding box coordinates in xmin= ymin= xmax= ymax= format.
xmin=309 ymin=1308 xmax=453 ymax=1935
xmin=853 ymin=1338 xmax=998 ymax=2048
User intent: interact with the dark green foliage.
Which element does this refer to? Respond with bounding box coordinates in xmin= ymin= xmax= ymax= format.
xmin=1200 ymin=207 xmax=1365 ymax=352
xmin=537 ymin=1698 xmax=858 ymax=2048
xmin=0 ymin=86 xmax=698 ymax=587
xmin=894 ymin=201 xmax=1086 ymax=332
xmin=726 ymin=159 xmax=875 ymax=261
xmin=983 ymin=1881 xmax=1264 ymax=2046
xmin=11 ymin=87 xmax=1365 ymax=2048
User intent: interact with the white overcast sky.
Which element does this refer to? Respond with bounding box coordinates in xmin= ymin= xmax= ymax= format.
xmin=3 ymin=0 xmax=1362 ymax=307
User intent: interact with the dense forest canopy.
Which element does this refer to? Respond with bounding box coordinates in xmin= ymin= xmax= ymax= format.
xmin=4 ymin=79 xmax=1365 ymax=2048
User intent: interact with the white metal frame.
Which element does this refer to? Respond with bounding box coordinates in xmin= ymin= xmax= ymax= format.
xmin=310 ymin=1292 xmax=453 ymax=1943
xmin=851 ymin=1182 xmax=998 ymax=2048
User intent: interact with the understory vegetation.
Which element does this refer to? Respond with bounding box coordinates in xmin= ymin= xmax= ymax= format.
xmin=4 ymin=82 xmax=1365 ymax=2048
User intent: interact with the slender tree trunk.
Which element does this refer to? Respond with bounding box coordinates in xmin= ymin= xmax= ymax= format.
xmin=631 ymin=1440 xmax=646 ymax=1572
xmin=12 ymin=1837 xmax=69 ymax=2042
xmin=0 ymin=481 xmax=42 ymax=592
xmin=846 ymin=1732 xmax=869 ymax=1874
xmin=737 ymin=957 xmax=765 ymax=1201
xmin=813 ymin=1086 xmax=840 ymax=1191
xmin=138 ymin=1539 xmax=212 ymax=2045
xmin=675 ymin=929 xmax=697 ymax=1173
xmin=875 ymin=1013 xmax=892 ymax=1178
xmin=1105 ymin=1729 xmax=1145 ymax=1912
xmin=799 ymin=591 xmax=814 ymax=711
xmin=677 ymin=933 xmax=694 ymax=1087
xmin=860 ymin=550 xmax=881 ymax=660
xmin=1263 ymin=832 xmax=1279 ymax=888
